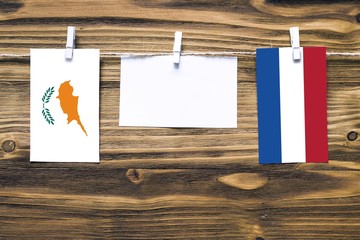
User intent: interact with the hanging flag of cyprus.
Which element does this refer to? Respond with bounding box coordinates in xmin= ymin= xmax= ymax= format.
xmin=30 ymin=49 xmax=100 ymax=162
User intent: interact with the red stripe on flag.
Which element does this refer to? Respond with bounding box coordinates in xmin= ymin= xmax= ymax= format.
xmin=304 ymin=47 xmax=328 ymax=163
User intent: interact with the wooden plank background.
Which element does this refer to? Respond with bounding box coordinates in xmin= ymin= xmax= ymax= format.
xmin=0 ymin=0 xmax=359 ymax=239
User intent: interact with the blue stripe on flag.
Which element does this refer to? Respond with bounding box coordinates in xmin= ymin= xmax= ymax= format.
xmin=256 ymin=48 xmax=282 ymax=164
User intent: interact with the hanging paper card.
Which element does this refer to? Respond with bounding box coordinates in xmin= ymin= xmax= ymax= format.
xmin=256 ymin=47 xmax=328 ymax=164
xmin=30 ymin=49 xmax=100 ymax=162
xmin=119 ymin=56 xmax=237 ymax=128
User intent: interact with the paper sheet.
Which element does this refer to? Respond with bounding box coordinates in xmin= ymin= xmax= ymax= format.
xmin=119 ymin=56 xmax=237 ymax=128
xmin=30 ymin=49 xmax=100 ymax=162
xmin=256 ymin=47 xmax=328 ymax=164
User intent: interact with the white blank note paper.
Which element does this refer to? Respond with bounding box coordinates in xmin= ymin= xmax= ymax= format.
xmin=119 ymin=56 xmax=237 ymax=128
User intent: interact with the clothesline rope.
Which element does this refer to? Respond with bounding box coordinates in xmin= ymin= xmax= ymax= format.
xmin=0 ymin=51 xmax=359 ymax=58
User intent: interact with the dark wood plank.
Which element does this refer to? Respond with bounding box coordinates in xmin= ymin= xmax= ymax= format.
xmin=0 ymin=56 xmax=359 ymax=168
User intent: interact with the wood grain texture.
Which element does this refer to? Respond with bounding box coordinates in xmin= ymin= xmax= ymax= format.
xmin=0 ymin=0 xmax=359 ymax=239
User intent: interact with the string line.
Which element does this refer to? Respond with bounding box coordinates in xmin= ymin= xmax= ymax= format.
xmin=0 ymin=51 xmax=359 ymax=58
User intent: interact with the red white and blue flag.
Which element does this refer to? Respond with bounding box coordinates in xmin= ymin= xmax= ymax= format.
xmin=256 ymin=47 xmax=328 ymax=164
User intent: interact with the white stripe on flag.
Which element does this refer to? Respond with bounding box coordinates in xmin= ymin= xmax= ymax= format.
xmin=279 ymin=47 xmax=306 ymax=163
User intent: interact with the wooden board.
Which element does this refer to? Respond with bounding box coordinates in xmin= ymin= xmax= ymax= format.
xmin=0 ymin=0 xmax=359 ymax=239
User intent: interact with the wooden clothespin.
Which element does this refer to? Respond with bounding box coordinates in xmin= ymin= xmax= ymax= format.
xmin=65 ymin=26 xmax=76 ymax=60
xmin=290 ymin=27 xmax=301 ymax=60
xmin=173 ymin=31 xmax=182 ymax=64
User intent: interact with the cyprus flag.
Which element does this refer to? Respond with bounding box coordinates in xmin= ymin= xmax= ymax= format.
xmin=30 ymin=49 xmax=100 ymax=162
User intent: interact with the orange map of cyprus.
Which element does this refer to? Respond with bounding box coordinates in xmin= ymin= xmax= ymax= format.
xmin=57 ymin=81 xmax=88 ymax=136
